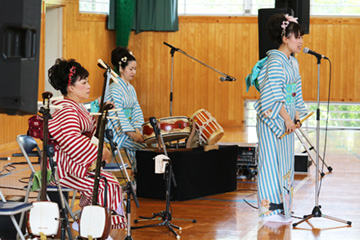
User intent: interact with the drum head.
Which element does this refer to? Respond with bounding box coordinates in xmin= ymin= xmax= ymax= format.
xmin=189 ymin=109 xmax=206 ymax=121
xmin=207 ymin=129 xmax=224 ymax=145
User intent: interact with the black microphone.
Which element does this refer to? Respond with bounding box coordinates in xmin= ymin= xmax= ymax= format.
xmin=220 ymin=76 xmax=236 ymax=82
xmin=303 ymin=47 xmax=329 ymax=60
xmin=105 ymin=129 xmax=117 ymax=150
xmin=149 ymin=117 xmax=160 ymax=136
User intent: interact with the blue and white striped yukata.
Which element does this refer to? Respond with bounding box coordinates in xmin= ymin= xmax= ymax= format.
xmin=105 ymin=77 xmax=146 ymax=174
xmin=253 ymin=50 xmax=308 ymax=219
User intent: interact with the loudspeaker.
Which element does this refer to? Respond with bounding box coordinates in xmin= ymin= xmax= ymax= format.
xmin=258 ymin=8 xmax=294 ymax=60
xmin=0 ymin=0 xmax=42 ymax=115
xmin=275 ymin=0 xmax=310 ymax=34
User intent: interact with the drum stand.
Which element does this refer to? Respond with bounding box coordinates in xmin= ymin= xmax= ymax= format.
xmin=295 ymin=128 xmax=333 ymax=177
xmin=293 ymin=55 xmax=351 ymax=228
xmin=105 ymin=129 xmax=139 ymax=240
xmin=132 ymin=117 xmax=196 ymax=239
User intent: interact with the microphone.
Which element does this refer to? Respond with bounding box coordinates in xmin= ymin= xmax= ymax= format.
xmin=303 ymin=47 xmax=329 ymax=60
xmin=220 ymin=76 xmax=236 ymax=82
xmin=149 ymin=117 xmax=160 ymax=136
xmin=105 ymin=129 xmax=117 ymax=150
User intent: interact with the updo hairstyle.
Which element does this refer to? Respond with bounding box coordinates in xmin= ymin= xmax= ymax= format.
xmin=267 ymin=13 xmax=304 ymax=45
xmin=111 ymin=47 xmax=136 ymax=74
xmin=48 ymin=58 xmax=89 ymax=95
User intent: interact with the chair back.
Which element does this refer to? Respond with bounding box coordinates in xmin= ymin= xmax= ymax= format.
xmin=16 ymin=135 xmax=41 ymax=173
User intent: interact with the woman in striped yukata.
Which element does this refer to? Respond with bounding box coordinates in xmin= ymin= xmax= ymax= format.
xmin=250 ymin=13 xmax=308 ymax=223
xmin=104 ymin=47 xmax=146 ymax=176
xmin=47 ymin=59 xmax=126 ymax=233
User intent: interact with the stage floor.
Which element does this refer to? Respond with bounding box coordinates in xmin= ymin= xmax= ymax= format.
xmin=1 ymin=126 xmax=359 ymax=240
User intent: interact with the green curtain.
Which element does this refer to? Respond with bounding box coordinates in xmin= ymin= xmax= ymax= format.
xmin=133 ymin=0 xmax=178 ymax=34
xmin=108 ymin=0 xmax=178 ymax=47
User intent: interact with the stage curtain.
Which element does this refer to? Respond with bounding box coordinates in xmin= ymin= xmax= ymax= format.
xmin=133 ymin=0 xmax=179 ymax=34
xmin=107 ymin=0 xmax=136 ymax=47
xmin=108 ymin=0 xmax=178 ymax=46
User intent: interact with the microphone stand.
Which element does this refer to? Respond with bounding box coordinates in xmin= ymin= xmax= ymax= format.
xmin=39 ymin=92 xmax=73 ymax=240
xmin=132 ymin=117 xmax=196 ymax=239
xmin=293 ymin=56 xmax=351 ymax=227
xmin=47 ymin=145 xmax=73 ymax=240
xmin=163 ymin=42 xmax=235 ymax=117
xmin=105 ymin=129 xmax=139 ymax=240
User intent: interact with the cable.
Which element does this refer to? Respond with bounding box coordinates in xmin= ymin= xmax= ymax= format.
xmin=317 ymin=58 xmax=332 ymax=198
xmin=243 ymin=192 xmax=258 ymax=209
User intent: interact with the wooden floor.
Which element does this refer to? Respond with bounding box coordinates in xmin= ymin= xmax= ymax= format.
xmin=1 ymin=126 xmax=359 ymax=240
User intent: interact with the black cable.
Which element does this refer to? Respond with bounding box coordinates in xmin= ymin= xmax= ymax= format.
xmin=243 ymin=192 xmax=258 ymax=209
xmin=317 ymin=58 xmax=332 ymax=198
xmin=0 ymin=164 xmax=16 ymax=177
xmin=0 ymin=185 xmax=27 ymax=191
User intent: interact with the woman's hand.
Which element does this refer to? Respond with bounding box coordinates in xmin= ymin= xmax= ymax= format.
xmin=102 ymin=146 xmax=112 ymax=163
xmin=280 ymin=105 xmax=297 ymax=133
xmin=127 ymin=129 xmax=144 ymax=143
xmin=284 ymin=118 xmax=297 ymax=133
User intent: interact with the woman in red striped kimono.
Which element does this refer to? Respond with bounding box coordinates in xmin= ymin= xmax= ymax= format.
xmin=47 ymin=58 xmax=126 ymax=232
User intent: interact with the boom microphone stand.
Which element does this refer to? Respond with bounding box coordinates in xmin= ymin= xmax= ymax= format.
xmin=163 ymin=42 xmax=236 ymax=117
xmin=132 ymin=117 xmax=196 ymax=239
xmin=293 ymin=54 xmax=351 ymax=227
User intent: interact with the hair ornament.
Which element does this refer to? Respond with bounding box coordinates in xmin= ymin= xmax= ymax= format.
xmin=281 ymin=14 xmax=298 ymax=37
xmin=120 ymin=56 xmax=127 ymax=63
xmin=68 ymin=66 xmax=76 ymax=87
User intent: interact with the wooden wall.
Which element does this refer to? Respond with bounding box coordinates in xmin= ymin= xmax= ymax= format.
xmin=1 ymin=0 xmax=359 ymax=149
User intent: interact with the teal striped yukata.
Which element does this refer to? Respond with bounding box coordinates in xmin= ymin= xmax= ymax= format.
xmin=105 ymin=77 xmax=146 ymax=173
xmin=253 ymin=50 xmax=308 ymax=219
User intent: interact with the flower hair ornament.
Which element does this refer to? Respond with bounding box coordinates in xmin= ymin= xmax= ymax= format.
xmin=281 ymin=14 xmax=298 ymax=37
xmin=119 ymin=56 xmax=127 ymax=64
xmin=68 ymin=66 xmax=76 ymax=87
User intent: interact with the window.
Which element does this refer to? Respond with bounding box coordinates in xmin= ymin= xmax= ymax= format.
xmin=79 ymin=0 xmax=109 ymax=14
xmin=178 ymin=0 xmax=360 ymax=16
xmin=178 ymin=0 xmax=273 ymax=16
xmin=244 ymin=100 xmax=360 ymax=130
xmin=312 ymin=0 xmax=360 ymax=16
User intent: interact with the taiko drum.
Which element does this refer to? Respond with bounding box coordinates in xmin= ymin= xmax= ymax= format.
xmin=189 ymin=109 xmax=224 ymax=145
xmin=142 ymin=116 xmax=190 ymax=144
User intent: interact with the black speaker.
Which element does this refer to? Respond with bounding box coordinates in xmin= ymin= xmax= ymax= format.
xmin=0 ymin=0 xmax=42 ymax=115
xmin=258 ymin=8 xmax=294 ymax=60
xmin=275 ymin=0 xmax=310 ymax=34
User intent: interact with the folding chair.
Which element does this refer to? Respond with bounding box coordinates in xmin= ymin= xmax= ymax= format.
xmin=14 ymin=134 xmax=79 ymax=225
xmin=0 ymin=188 xmax=33 ymax=240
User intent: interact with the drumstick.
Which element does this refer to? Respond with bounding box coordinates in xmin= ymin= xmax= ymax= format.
xmin=279 ymin=111 xmax=314 ymax=139
xmin=97 ymin=59 xmax=120 ymax=84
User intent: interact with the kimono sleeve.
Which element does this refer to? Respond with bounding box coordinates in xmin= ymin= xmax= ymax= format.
xmin=130 ymin=89 xmax=145 ymax=130
xmin=107 ymin=83 xmax=135 ymax=133
xmin=255 ymin=59 xmax=286 ymax=120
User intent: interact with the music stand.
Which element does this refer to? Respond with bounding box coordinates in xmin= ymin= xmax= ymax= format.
xmin=132 ymin=117 xmax=196 ymax=239
xmin=292 ymin=55 xmax=351 ymax=227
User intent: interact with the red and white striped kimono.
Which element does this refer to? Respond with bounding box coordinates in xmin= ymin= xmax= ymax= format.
xmin=48 ymin=98 xmax=125 ymax=229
